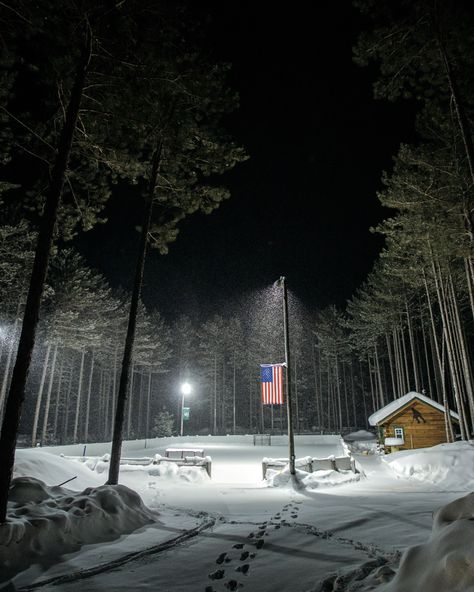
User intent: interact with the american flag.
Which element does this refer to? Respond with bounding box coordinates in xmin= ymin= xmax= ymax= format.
xmin=260 ymin=364 xmax=284 ymax=405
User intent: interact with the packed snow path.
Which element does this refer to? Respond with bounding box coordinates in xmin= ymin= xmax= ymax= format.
xmin=8 ymin=437 xmax=471 ymax=591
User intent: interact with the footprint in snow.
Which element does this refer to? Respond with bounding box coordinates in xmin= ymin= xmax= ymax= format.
xmin=236 ymin=564 xmax=250 ymax=575
xmin=255 ymin=539 xmax=265 ymax=550
xmin=224 ymin=580 xmax=240 ymax=591
xmin=216 ymin=553 xmax=227 ymax=564
xmin=233 ymin=543 xmax=244 ymax=549
xmin=209 ymin=569 xmax=225 ymax=580
xmin=240 ymin=551 xmax=249 ymax=561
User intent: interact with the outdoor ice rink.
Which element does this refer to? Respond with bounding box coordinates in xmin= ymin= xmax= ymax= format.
xmin=8 ymin=435 xmax=469 ymax=592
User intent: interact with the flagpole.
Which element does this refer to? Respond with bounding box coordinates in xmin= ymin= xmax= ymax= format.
xmin=280 ymin=276 xmax=296 ymax=475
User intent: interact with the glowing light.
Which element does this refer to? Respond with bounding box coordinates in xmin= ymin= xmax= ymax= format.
xmin=181 ymin=382 xmax=192 ymax=395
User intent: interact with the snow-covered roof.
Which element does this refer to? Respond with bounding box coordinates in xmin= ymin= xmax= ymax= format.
xmin=368 ymin=392 xmax=460 ymax=426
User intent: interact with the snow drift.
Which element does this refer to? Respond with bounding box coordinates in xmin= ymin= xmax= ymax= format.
xmin=0 ymin=477 xmax=157 ymax=583
xmin=382 ymin=441 xmax=474 ymax=489
xmin=322 ymin=491 xmax=474 ymax=592
xmin=14 ymin=448 xmax=104 ymax=490
xmin=266 ymin=466 xmax=360 ymax=489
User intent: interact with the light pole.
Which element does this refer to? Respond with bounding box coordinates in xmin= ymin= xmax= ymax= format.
xmin=276 ymin=276 xmax=296 ymax=475
xmin=180 ymin=382 xmax=192 ymax=436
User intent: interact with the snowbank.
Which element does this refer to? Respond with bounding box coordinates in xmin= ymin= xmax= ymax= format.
xmin=382 ymin=441 xmax=474 ymax=489
xmin=302 ymin=469 xmax=361 ymax=490
xmin=266 ymin=466 xmax=360 ymax=489
xmin=0 ymin=477 xmax=157 ymax=583
xmin=14 ymin=449 xmax=104 ymax=489
xmin=326 ymin=492 xmax=474 ymax=592
xmin=68 ymin=455 xmax=210 ymax=484
xmin=390 ymin=492 xmax=474 ymax=591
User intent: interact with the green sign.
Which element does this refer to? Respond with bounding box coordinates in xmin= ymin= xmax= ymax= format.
xmin=183 ymin=407 xmax=190 ymax=421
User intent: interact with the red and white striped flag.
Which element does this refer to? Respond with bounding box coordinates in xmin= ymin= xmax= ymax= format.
xmin=260 ymin=364 xmax=284 ymax=404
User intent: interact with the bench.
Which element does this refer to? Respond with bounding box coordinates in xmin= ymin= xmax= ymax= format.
xmin=262 ymin=454 xmax=357 ymax=479
xmin=157 ymin=448 xmax=212 ymax=478
xmin=164 ymin=447 xmax=205 ymax=458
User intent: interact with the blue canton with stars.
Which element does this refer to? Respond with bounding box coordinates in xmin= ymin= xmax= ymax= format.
xmin=261 ymin=366 xmax=273 ymax=382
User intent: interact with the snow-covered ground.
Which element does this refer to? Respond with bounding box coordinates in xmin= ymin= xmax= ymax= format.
xmin=2 ymin=436 xmax=474 ymax=591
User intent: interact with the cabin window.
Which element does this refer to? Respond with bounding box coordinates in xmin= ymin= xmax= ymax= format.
xmin=394 ymin=427 xmax=404 ymax=440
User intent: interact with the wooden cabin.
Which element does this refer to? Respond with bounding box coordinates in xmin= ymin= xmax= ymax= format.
xmin=368 ymin=392 xmax=459 ymax=452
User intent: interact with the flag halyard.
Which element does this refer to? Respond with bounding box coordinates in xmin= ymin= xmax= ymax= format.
xmin=260 ymin=364 xmax=284 ymax=404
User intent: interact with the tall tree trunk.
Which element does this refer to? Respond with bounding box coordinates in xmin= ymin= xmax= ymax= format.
xmin=400 ymin=326 xmax=411 ymax=392
xmin=327 ymin=355 xmax=332 ymax=431
xmin=53 ymin=354 xmax=64 ymax=437
xmin=248 ymin=374 xmax=253 ymax=433
xmin=84 ymin=350 xmax=95 ymax=443
xmin=464 ymin=258 xmax=474 ymax=323
xmin=374 ymin=343 xmax=385 ymax=407
xmin=359 ymin=360 xmax=368 ymax=424
xmin=311 ymin=343 xmax=320 ymax=428
xmin=342 ymin=361 xmax=349 ymax=428
xmin=40 ymin=343 xmax=58 ymax=445
xmin=350 ymin=359 xmax=357 ymax=427
xmin=335 ymin=352 xmax=342 ymax=432
xmin=137 ymin=370 xmax=144 ymax=438
xmin=109 ymin=344 xmax=118 ymax=438
xmin=73 ymin=348 xmax=86 ymax=443
xmin=430 ymin=252 xmax=468 ymax=439
xmin=213 ymin=352 xmax=217 ymax=434
xmin=448 ymin=273 xmax=474 ymax=433
xmin=419 ymin=305 xmax=434 ymax=400
xmin=63 ymin=366 xmax=74 ymax=444
xmin=108 ymin=142 xmax=162 ymax=485
xmin=146 ymin=370 xmax=152 ymax=440
xmin=0 ymin=302 xmax=21 ymax=417
xmin=0 ymin=30 xmax=92 ymax=522
xmin=423 ymin=270 xmax=450 ymax=414
xmin=126 ymin=363 xmax=135 ymax=439
xmin=405 ymin=298 xmax=420 ymax=392
xmin=441 ymin=338 xmax=455 ymax=443
xmin=385 ymin=332 xmax=397 ymax=400
xmin=232 ymin=351 xmax=236 ymax=435
xmin=367 ymin=353 xmax=375 ymax=410
xmin=31 ymin=343 xmax=51 ymax=447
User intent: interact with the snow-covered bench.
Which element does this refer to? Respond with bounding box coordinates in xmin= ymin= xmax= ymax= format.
xmin=156 ymin=450 xmax=212 ymax=478
xmin=262 ymin=454 xmax=357 ymax=479
xmin=164 ymin=447 xmax=205 ymax=459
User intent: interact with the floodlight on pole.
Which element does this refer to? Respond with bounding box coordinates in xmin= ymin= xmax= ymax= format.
xmin=180 ymin=382 xmax=192 ymax=436
xmin=276 ymin=276 xmax=296 ymax=475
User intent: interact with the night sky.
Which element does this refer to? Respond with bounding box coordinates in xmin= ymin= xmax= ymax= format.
xmin=77 ymin=1 xmax=418 ymax=319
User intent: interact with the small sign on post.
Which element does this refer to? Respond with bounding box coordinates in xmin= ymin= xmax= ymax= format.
xmin=183 ymin=407 xmax=190 ymax=421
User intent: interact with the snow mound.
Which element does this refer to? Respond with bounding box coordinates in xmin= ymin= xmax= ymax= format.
xmin=382 ymin=441 xmax=474 ymax=489
xmin=266 ymin=467 xmax=360 ymax=489
xmin=0 ymin=477 xmax=157 ymax=583
xmin=14 ymin=449 xmax=103 ymax=490
xmin=330 ymin=492 xmax=474 ymax=592
xmin=74 ymin=456 xmax=210 ymax=484
xmin=302 ymin=469 xmax=361 ymax=490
